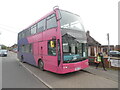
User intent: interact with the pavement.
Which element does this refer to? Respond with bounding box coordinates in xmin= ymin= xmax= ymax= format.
xmin=84 ymin=65 xmax=118 ymax=82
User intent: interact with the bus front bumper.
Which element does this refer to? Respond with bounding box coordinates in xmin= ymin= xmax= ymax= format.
xmin=58 ymin=59 xmax=89 ymax=74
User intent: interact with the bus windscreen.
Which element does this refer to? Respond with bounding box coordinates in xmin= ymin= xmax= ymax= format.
xmin=60 ymin=10 xmax=87 ymax=63
xmin=60 ymin=10 xmax=84 ymax=31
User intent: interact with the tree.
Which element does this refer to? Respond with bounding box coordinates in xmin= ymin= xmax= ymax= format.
xmin=1 ymin=45 xmax=7 ymax=49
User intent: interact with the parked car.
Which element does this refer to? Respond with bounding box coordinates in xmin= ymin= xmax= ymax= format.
xmin=109 ymin=51 xmax=120 ymax=57
xmin=0 ymin=49 xmax=8 ymax=57
xmin=12 ymin=48 xmax=17 ymax=53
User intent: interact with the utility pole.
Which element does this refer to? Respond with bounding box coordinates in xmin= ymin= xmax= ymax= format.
xmin=107 ymin=33 xmax=111 ymax=68
xmin=107 ymin=33 xmax=110 ymax=53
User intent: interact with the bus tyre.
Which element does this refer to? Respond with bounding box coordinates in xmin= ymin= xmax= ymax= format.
xmin=39 ymin=60 xmax=44 ymax=71
xmin=20 ymin=56 xmax=24 ymax=63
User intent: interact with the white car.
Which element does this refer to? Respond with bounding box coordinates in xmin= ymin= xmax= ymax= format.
xmin=109 ymin=51 xmax=120 ymax=57
xmin=0 ymin=49 xmax=8 ymax=57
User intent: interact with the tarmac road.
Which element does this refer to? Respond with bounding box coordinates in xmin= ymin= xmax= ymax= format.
xmin=2 ymin=52 xmax=118 ymax=88
xmin=2 ymin=51 xmax=49 ymax=88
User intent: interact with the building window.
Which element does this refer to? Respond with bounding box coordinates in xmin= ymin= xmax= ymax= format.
xmin=37 ymin=19 xmax=46 ymax=32
xmin=48 ymin=40 xmax=56 ymax=56
xmin=47 ymin=14 xmax=57 ymax=29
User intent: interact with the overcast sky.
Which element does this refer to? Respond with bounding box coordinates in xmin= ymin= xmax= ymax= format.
xmin=0 ymin=0 xmax=119 ymax=46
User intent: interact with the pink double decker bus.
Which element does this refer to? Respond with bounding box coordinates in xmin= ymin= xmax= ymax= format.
xmin=17 ymin=7 xmax=89 ymax=74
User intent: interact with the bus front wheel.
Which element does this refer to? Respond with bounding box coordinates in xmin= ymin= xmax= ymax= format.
xmin=38 ymin=60 xmax=44 ymax=71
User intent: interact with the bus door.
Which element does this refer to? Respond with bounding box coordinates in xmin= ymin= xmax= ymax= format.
xmin=45 ymin=39 xmax=58 ymax=72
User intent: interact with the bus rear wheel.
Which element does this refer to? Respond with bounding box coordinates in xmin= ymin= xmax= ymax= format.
xmin=38 ymin=60 xmax=44 ymax=71
xmin=20 ymin=55 xmax=24 ymax=62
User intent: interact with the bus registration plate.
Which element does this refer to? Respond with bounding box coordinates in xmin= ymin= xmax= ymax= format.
xmin=75 ymin=67 xmax=81 ymax=71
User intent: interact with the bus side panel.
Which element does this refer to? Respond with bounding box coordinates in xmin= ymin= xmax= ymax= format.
xmin=42 ymin=28 xmax=58 ymax=72
xmin=44 ymin=56 xmax=58 ymax=72
xmin=22 ymin=53 xmax=36 ymax=66
xmin=18 ymin=38 xmax=36 ymax=66
xmin=43 ymin=29 xmax=57 ymax=41
xmin=27 ymin=33 xmax=43 ymax=66
xmin=42 ymin=41 xmax=58 ymax=72
xmin=27 ymin=33 xmax=42 ymax=43
xmin=33 ymin=42 xmax=39 ymax=66
xmin=41 ymin=41 xmax=49 ymax=71
xmin=33 ymin=33 xmax=43 ymax=42
xmin=18 ymin=38 xmax=28 ymax=45
xmin=34 ymin=41 xmax=44 ymax=66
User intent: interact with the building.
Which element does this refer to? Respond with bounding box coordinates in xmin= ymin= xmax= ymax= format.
xmin=86 ymin=31 xmax=101 ymax=56
xmin=101 ymin=45 xmax=114 ymax=54
xmin=10 ymin=44 xmax=18 ymax=52
xmin=115 ymin=45 xmax=120 ymax=51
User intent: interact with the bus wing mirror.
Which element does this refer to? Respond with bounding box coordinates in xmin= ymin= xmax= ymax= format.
xmin=57 ymin=9 xmax=62 ymax=21
xmin=53 ymin=6 xmax=62 ymax=21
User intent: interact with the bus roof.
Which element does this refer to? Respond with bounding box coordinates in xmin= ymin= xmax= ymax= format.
xmin=19 ymin=8 xmax=81 ymax=34
xmin=21 ymin=8 xmax=59 ymax=32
